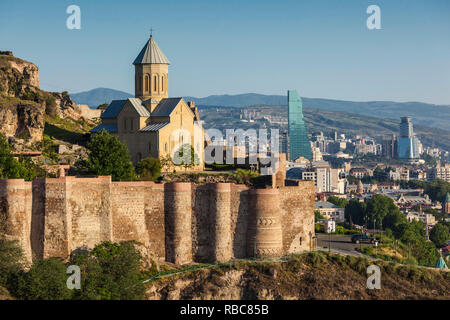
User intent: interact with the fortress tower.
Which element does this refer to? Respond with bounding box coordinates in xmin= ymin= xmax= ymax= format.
xmin=133 ymin=32 xmax=170 ymax=110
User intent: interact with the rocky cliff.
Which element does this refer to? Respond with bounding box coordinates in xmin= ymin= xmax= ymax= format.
xmin=145 ymin=252 xmax=450 ymax=300
xmin=0 ymin=51 xmax=85 ymax=144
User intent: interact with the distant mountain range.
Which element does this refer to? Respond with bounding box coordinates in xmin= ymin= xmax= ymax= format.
xmin=70 ymin=88 xmax=450 ymax=131
xmin=197 ymin=105 xmax=450 ymax=152
xmin=70 ymin=88 xmax=133 ymax=108
xmin=185 ymin=94 xmax=450 ymax=131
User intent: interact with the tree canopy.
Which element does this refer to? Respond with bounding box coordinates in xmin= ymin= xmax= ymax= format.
xmin=85 ymin=130 xmax=135 ymax=181
xmin=0 ymin=134 xmax=37 ymax=180
xmin=0 ymin=239 xmax=25 ymax=287
xmin=430 ymin=222 xmax=450 ymax=247
xmin=13 ymin=258 xmax=73 ymax=300
xmin=136 ymin=157 xmax=161 ymax=181
xmin=71 ymin=241 xmax=145 ymax=300
xmin=327 ymin=196 xmax=348 ymax=208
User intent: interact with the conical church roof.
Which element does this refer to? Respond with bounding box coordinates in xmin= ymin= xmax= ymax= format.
xmin=435 ymin=256 xmax=448 ymax=269
xmin=133 ymin=35 xmax=170 ymax=65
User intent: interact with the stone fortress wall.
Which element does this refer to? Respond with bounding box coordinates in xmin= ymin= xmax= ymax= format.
xmin=0 ymin=175 xmax=315 ymax=264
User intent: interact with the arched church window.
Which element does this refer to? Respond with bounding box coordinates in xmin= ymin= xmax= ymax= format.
xmin=161 ymin=75 xmax=165 ymax=92
xmin=153 ymin=75 xmax=158 ymax=92
xmin=164 ymin=142 xmax=168 ymax=152
xmin=145 ymin=75 xmax=149 ymax=92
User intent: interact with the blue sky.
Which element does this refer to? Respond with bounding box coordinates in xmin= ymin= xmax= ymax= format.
xmin=1 ymin=0 xmax=450 ymax=104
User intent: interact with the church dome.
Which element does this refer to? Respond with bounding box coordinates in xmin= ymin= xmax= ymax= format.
xmin=133 ymin=35 xmax=170 ymax=65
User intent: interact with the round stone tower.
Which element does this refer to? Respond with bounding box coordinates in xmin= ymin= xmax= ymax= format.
xmin=210 ymin=183 xmax=232 ymax=262
xmin=247 ymin=188 xmax=283 ymax=258
xmin=164 ymin=182 xmax=192 ymax=265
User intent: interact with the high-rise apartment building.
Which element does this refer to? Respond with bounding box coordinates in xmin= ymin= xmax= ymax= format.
xmin=428 ymin=164 xmax=450 ymax=182
xmin=301 ymin=161 xmax=345 ymax=193
xmin=382 ymin=134 xmax=397 ymax=158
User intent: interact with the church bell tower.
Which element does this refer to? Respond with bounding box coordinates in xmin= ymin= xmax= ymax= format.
xmin=133 ymin=31 xmax=170 ymax=104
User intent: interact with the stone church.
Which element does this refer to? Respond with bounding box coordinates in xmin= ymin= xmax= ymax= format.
xmin=91 ymin=34 xmax=204 ymax=170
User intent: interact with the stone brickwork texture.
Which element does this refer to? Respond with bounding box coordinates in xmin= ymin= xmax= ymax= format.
xmin=0 ymin=177 xmax=314 ymax=264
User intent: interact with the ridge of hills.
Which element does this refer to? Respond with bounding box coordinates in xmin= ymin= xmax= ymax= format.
xmin=70 ymin=88 xmax=450 ymax=131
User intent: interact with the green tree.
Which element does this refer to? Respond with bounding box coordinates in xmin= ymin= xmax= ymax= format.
xmin=346 ymin=175 xmax=359 ymax=185
xmin=327 ymin=196 xmax=348 ymax=208
xmin=71 ymin=241 xmax=145 ymax=300
xmin=382 ymin=208 xmax=407 ymax=230
xmin=314 ymin=210 xmax=324 ymax=222
xmin=426 ymin=179 xmax=450 ymax=203
xmin=373 ymin=166 xmax=388 ymax=182
xmin=0 ymin=133 xmax=37 ymax=180
xmin=430 ymin=223 xmax=450 ymax=247
xmin=366 ymin=194 xmax=402 ymax=229
xmin=85 ymin=130 xmax=135 ymax=181
xmin=136 ymin=157 xmax=161 ymax=181
xmin=422 ymin=153 xmax=437 ymax=167
xmin=344 ymin=199 xmax=366 ymax=225
xmin=13 ymin=258 xmax=73 ymax=300
xmin=391 ymin=220 xmax=440 ymax=266
xmin=403 ymin=179 xmax=450 ymax=203
xmin=0 ymin=239 xmax=25 ymax=287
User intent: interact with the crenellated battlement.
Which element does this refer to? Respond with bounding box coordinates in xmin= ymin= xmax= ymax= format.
xmin=0 ymin=176 xmax=315 ymax=265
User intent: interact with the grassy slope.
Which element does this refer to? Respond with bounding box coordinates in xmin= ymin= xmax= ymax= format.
xmin=44 ymin=115 xmax=95 ymax=145
xmin=0 ymin=286 xmax=13 ymax=300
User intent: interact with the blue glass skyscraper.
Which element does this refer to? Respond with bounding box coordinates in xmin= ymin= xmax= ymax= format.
xmin=288 ymin=90 xmax=312 ymax=161
xmin=398 ymin=116 xmax=419 ymax=159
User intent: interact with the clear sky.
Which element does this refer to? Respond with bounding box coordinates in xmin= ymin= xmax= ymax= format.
xmin=1 ymin=0 xmax=450 ymax=104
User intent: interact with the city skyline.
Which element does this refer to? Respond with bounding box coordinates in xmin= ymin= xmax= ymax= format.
xmin=1 ymin=0 xmax=450 ymax=105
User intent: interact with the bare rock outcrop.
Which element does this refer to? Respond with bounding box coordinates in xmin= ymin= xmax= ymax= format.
xmin=0 ymin=51 xmax=84 ymax=143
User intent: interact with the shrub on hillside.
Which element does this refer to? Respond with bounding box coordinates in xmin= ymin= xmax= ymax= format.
xmin=70 ymin=241 xmax=145 ymax=300
xmin=0 ymin=133 xmax=38 ymax=180
xmin=12 ymin=258 xmax=72 ymax=300
xmin=0 ymin=239 xmax=25 ymax=287
xmin=136 ymin=157 xmax=161 ymax=181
